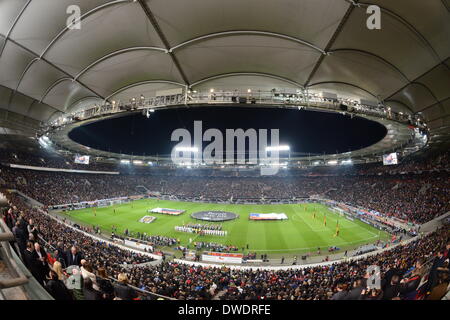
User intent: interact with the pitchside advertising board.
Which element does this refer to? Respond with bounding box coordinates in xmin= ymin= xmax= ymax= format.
xmin=202 ymin=252 xmax=244 ymax=264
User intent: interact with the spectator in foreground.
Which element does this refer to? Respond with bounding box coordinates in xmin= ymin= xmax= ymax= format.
xmin=80 ymin=260 xmax=99 ymax=291
xmin=83 ymin=277 xmax=102 ymax=300
xmin=113 ymin=273 xmax=138 ymax=300
xmin=33 ymin=242 xmax=50 ymax=284
xmin=52 ymin=261 xmax=67 ymax=281
xmin=46 ymin=270 xmax=73 ymax=300
xmin=346 ymin=279 xmax=366 ymax=300
xmin=331 ymin=283 xmax=348 ymax=300
xmin=96 ymin=267 xmax=115 ymax=300
xmin=66 ymin=246 xmax=83 ymax=267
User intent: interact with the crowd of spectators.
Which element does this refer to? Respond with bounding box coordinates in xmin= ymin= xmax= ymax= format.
xmin=124 ymin=227 xmax=449 ymax=300
xmin=142 ymin=235 xmax=178 ymax=247
xmin=1 ymin=149 xmax=449 ymax=300
xmin=1 ymin=148 xmax=448 ymax=177
xmin=2 ymin=189 xmax=449 ymax=300
xmin=115 ymin=233 xmax=179 ymax=247
xmin=353 ymin=151 xmax=450 ymax=175
xmin=2 ymin=192 xmax=155 ymax=300
xmin=0 ymin=148 xmax=117 ymax=172
xmin=1 ymin=165 xmax=448 ymax=224
xmin=192 ymin=241 xmax=240 ymax=252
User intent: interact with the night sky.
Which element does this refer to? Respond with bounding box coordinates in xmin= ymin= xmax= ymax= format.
xmin=68 ymin=107 xmax=387 ymax=157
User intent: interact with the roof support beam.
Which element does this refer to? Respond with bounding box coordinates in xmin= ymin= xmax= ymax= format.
xmin=303 ymin=1 xmax=355 ymax=87
xmin=426 ymin=113 xmax=450 ymax=124
xmin=169 ymin=31 xmax=325 ymax=54
xmin=0 ymin=0 xmax=32 ymax=58
xmin=329 ymin=49 xmax=410 ymax=82
xmin=74 ymin=46 xmax=168 ymax=80
xmin=66 ymin=96 xmax=103 ymax=113
xmin=39 ymin=78 xmax=73 ymax=103
xmin=415 ymin=97 xmax=450 ymax=114
xmin=357 ymin=2 xmax=441 ymax=62
xmin=104 ymin=80 xmax=186 ymax=101
xmin=384 ymin=61 xmax=449 ymax=101
xmin=8 ymin=38 xmax=105 ymax=101
xmin=40 ymin=0 xmax=132 ymax=58
xmin=307 ymin=81 xmax=378 ymax=99
xmin=190 ymin=72 xmax=305 ymax=89
xmin=137 ymin=0 xmax=190 ymax=86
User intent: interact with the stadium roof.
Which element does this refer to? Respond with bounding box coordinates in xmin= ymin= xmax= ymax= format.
xmin=0 ymin=0 xmax=449 ymax=150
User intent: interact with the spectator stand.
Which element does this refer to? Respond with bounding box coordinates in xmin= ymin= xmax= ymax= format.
xmin=0 ymin=214 xmax=53 ymax=300
xmin=35 ymin=206 xmax=162 ymax=261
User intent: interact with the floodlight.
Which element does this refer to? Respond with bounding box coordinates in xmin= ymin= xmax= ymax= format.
xmin=266 ymin=145 xmax=290 ymax=152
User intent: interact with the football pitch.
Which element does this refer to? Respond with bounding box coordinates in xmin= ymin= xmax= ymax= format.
xmin=62 ymin=199 xmax=390 ymax=255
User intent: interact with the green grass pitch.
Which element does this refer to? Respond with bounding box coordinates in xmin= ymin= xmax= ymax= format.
xmin=62 ymin=199 xmax=390 ymax=255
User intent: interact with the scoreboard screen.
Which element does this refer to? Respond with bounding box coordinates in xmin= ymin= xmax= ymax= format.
xmin=74 ymin=155 xmax=90 ymax=165
xmin=383 ymin=153 xmax=398 ymax=165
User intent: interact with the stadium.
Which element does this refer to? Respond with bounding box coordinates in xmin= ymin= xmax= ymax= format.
xmin=0 ymin=0 xmax=449 ymax=307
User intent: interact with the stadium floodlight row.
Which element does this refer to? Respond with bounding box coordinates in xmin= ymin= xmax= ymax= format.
xmin=41 ymin=89 xmax=428 ymax=168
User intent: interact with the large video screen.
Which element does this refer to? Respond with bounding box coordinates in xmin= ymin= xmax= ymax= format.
xmin=383 ymin=152 xmax=398 ymax=165
xmin=74 ymin=155 xmax=90 ymax=165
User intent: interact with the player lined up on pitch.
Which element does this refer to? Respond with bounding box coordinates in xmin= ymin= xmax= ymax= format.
xmin=175 ymin=225 xmax=227 ymax=236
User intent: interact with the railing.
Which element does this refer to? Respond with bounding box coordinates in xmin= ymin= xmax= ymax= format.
xmin=0 ymin=218 xmax=53 ymax=300
xmin=38 ymin=230 xmax=174 ymax=300
xmin=43 ymin=89 xmax=424 ymax=131
xmin=0 ymin=219 xmax=29 ymax=290
xmin=107 ymin=276 xmax=176 ymax=300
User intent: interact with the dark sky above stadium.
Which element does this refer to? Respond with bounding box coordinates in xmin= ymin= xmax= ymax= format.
xmin=69 ymin=107 xmax=387 ymax=157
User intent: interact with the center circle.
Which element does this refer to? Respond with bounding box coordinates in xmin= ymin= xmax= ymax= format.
xmin=191 ymin=210 xmax=239 ymax=222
